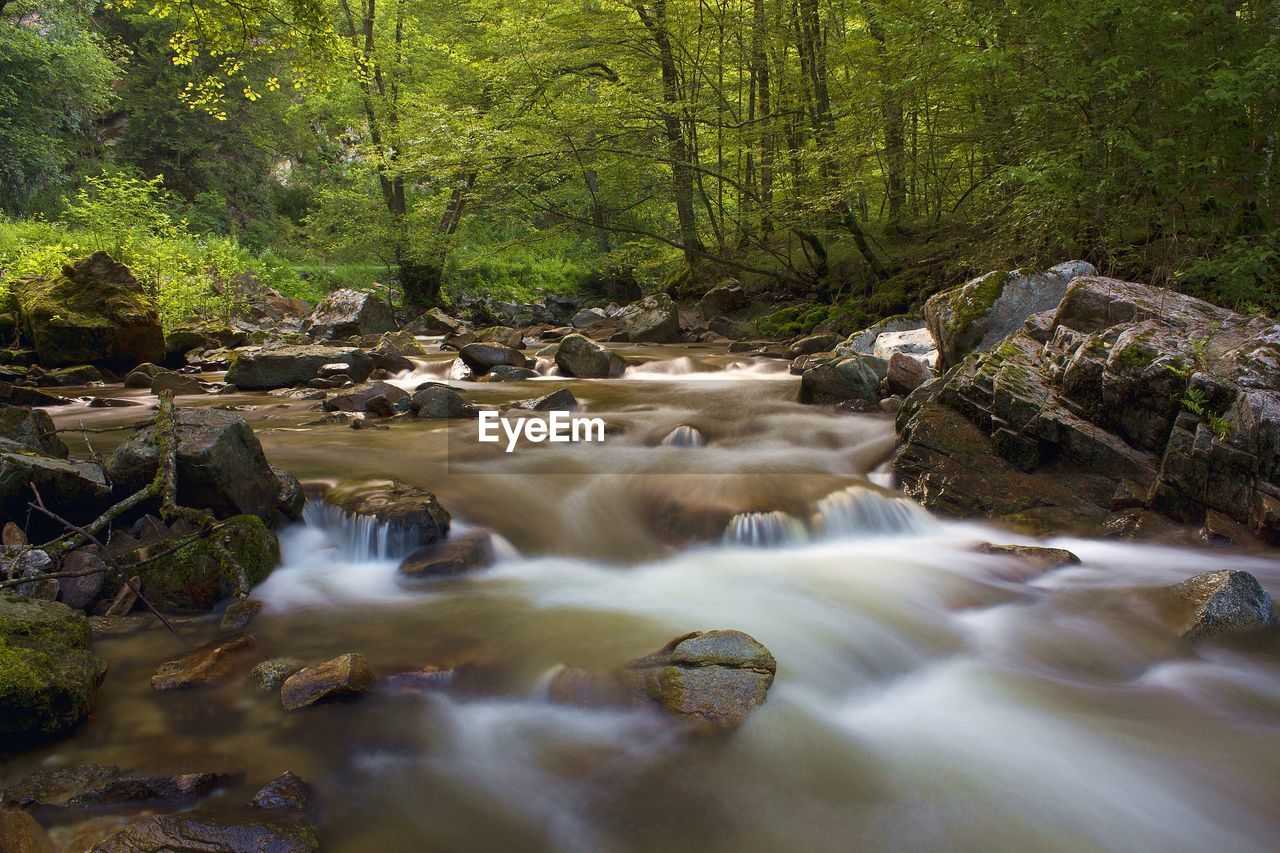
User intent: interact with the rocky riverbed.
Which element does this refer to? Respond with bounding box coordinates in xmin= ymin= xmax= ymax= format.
xmin=1 ymin=256 xmax=1278 ymax=851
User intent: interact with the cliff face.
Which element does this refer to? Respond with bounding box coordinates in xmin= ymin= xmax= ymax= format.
xmin=894 ymin=276 xmax=1280 ymax=543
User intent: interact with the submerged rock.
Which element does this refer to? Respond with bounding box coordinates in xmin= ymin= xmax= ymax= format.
xmin=305 ymin=288 xmax=395 ymax=340
xmin=250 ymin=772 xmax=311 ymax=813
xmin=974 ymin=543 xmax=1081 ymax=572
xmin=398 ymin=530 xmax=495 ymax=578
xmin=280 ymin=653 xmax=376 ymax=711
xmin=2 ymin=764 xmax=231 ymax=810
xmin=95 ymin=814 xmax=318 ymax=853
xmin=152 ymin=634 xmax=260 ymax=690
xmin=1146 ymin=570 xmax=1279 ymax=641
xmin=250 ymin=658 xmax=305 ymax=692
xmin=555 ymin=334 xmax=626 ymax=378
xmin=411 ymin=385 xmax=475 ymax=420
xmin=510 ymin=388 xmax=578 ymax=412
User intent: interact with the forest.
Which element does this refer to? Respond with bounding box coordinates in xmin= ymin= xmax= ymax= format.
xmin=4 ymin=0 xmax=1280 ymax=329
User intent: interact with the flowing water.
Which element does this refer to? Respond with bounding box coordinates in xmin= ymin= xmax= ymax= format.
xmin=15 ymin=342 xmax=1280 ymax=852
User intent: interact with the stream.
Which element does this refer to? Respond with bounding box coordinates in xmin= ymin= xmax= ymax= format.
xmin=12 ymin=342 xmax=1280 ymax=852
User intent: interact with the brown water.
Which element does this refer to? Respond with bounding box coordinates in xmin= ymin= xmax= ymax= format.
xmin=12 ymin=343 xmax=1280 ymax=852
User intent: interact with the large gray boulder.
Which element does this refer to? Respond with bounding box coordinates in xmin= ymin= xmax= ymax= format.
xmin=699 ymin=284 xmax=746 ymax=318
xmin=1146 ymin=570 xmax=1279 ymax=640
xmin=225 ymin=345 xmax=375 ymax=390
xmin=925 ymin=260 xmax=1095 ymax=369
xmin=570 ymin=308 xmax=608 ymax=329
xmin=412 ymin=386 xmax=475 ymax=419
xmin=0 ymin=440 xmax=110 ymax=530
xmin=621 ymin=294 xmax=680 ymax=343
xmin=837 ymin=315 xmax=923 ymax=357
xmin=459 ymin=343 xmax=530 ymax=375
xmin=555 ymin=334 xmax=626 ymax=378
xmin=0 ymin=407 xmax=67 ymax=458
xmin=304 ymin=288 xmax=396 ymax=340
xmin=798 ymin=355 xmax=886 ymax=405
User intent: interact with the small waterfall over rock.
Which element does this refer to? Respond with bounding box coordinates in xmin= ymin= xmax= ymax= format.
xmin=813 ymin=485 xmax=936 ymax=539
xmin=661 ymin=425 xmax=704 ymax=447
xmin=302 ymin=500 xmax=422 ymax=562
xmin=724 ymin=511 xmax=808 ymax=547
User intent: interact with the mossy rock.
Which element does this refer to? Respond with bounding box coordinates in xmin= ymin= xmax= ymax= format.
xmin=126 ymin=516 xmax=281 ymax=614
xmin=0 ymin=594 xmax=106 ymax=747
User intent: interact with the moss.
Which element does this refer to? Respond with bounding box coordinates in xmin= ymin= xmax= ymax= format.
xmin=127 ymin=515 xmax=280 ymax=613
xmin=1115 ymin=342 xmax=1157 ymax=371
xmin=950 ymin=270 xmax=1010 ymax=337
xmin=755 ymin=303 xmax=830 ymax=338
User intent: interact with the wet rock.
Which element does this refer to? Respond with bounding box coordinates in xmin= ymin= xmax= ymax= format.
xmin=123 ymin=515 xmax=280 ymax=614
xmin=274 ymin=466 xmax=305 ymax=521
xmin=123 ymin=363 xmax=164 ymax=388
xmin=323 ymin=480 xmax=451 ymax=548
xmin=250 ymin=658 xmax=305 ymax=692
xmin=622 ymin=630 xmax=776 ymax=732
xmin=0 ymin=406 xmax=67 ymax=457
xmin=459 ymin=342 xmax=530 ymax=376
xmin=250 ymin=772 xmax=311 ymax=813
xmin=510 ymin=388 xmax=578 ymax=412
xmin=225 ymin=344 xmax=375 ymax=390
xmin=304 ymin=288 xmax=395 ymax=340
xmin=36 ymin=364 xmax=103 ymax=387
xmin=484 ymin=364 xmax=540 ymax=381
xmin=885 ymin=351 xmax=932 ymax=396
xmin=411 ymin=386 xmax=475 ymax=420
xmin=12 ymin=252 xmax=165 ymax=369
xmin=220 ymin=598 xmax=263 ymax=631
xmin=442 ymin=331 xmax=477 ymax=352
xmin=280 ymin=653 xmax=376 ymax=711
xmin=398 ymin=530 xmax=495 ymax=578
xmin=0 ymin=441 xmax=111 ymax=533
xmin=661 ymin=425 xmax=704 ymax=447
xmin=406 ymin=307 xmax=465 ymax=336
xmin=474 ymin=326 xmax=525 ymax=349
xmin=1147 ymin=570 xmax=1279 ymax=641
xmin=555 ymin=334 xmax=626 ymax=378
xmin=571 ymin=308 xmax=609 ymax=329
xmin=2 ymin=763 xmax=231 ymax=809
xmin=150 ymin=372 xmax=206 ymax=396
xmin=0 ymin=809 xmax=53 ymax=852
xmin=926 ymin=260 xmax=1095 ymax=369
xmin=95 ymin=814 xmax=318 ymax=853
xmin=789 ymin=351 xmax=836 ymax=375
xmin=321 ymin=380 xmax=409 ymax=414
xmin=56 ymin=550 xmax=107 ymax=610
xmin=151 ymin=633 xmax=260 ymax=690
xmin=798 ymin=355 xmax=885 ymax=405
xmin=787 ymin=333 xmax=839 ymax=358
xmin=107 ymin=408 xmax=285 ymax=523
xmin=620 ymin=293 xmax=680 ymax=342
xmin=699 ymin=284 xmax=747 ymax=317
xmin=0 ymin=594 xmax=106 ymax=747
xmin=0 ymin=382 xmax=73 ymax=407
xmin=974 ymin=543 xmax=1081 ymax=572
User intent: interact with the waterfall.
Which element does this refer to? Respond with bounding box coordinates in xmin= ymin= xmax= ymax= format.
xmin=301 ymin=500 xmax=422 ymax=562
xmin=813 ymin=485 xmax=936 ymax=539
xmin=661 ymin=425 xmax=704 ymax=447
xmin=723 ymin=511 xmax=809 ymax=547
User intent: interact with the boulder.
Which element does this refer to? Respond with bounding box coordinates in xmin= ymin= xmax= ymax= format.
xmin=123 ymin=363 xmax=164 ymax=388
xmin=250 ymin=772 xmax=311 ymax=813
xmin=321 ymin=381 xmax=409 ymax=414
xmin=250 ymin=658 xmax=305 ymax=692
xmin=620 ymin=293 xmax=680 ymax=343
xmin=56 ymin=550 xmax=107 ymax=610
xmin=411 ymin=386 xmax=475 ymax=420
xmin=510 ymin=388 xmax=578 ymax=412
xmin=0 ymin=594 xmax=106 ymax=746
xmin=163 ymin=330 xmax=214 ymax=366
xmin=0 ymin=406 xmax=67 ymax=457
xmin=1146 ymin=570 xmax=1279 ymax=641
xmin=152 ymin=633 xmax=260 ymax=690
xmin=0 ymin=441 xmax=111 ymax=532
xmin=280 ymin=653 xmax=376 ymax=711
xmin=95 ymin=814 xmax=318 ymax=852
xmin=274 ymin=467 xmax=305 ymax=521
xmin=925 ymin=260 xmax=1095 ymax=369
xmin=304 ymin=288 xmax=395 ymax=340
xmin=0 ymin=382 xmax=72 ymax=407
xmin=406 ymin=307 xmax=465 ymax=336
xmin=2 ymin=764 xmax=230 ymax=810
xmin=790 ymin=351 xmax=836 ymax=375
xmin=225 ymin=345 xmax=375 ymax=390
xmin=571 ymin=308 xmax=609 ymax=329
xmin=474 ymin=326 xmax=525 ymax=349
xmin=837 ymin=315 xmax=924 ymax=356
xmin=555 ymin=334 xmax=626 ymax=378
xmin=459 ymin=343 xmax=529 ymax=375
xmin=107 ymin=409 xmax=283 ymax=522
xmin=484 ymin=365 xmax=539 ymax=382
xmin=12 ymin=252 xmax=165 ymax=369
xmin=873 ymin=327 xmax=938 ymax=366
xmin=974 ymin=543 xmax=1081 ymax=572
xmin=323 ymin=480 xmax=451 ymax=548
xmin=219 ymin=598 xmax=262 ymax=631
xmin=885 ymin=352 xmax=932 ymax=396
xmin=798 ymin=355 xmax=886 ymax=405
xmin=787 ymin=333 xmax=839 ymax=358
xmin=0 ymin=809 xmax=52 ymax=852
xmin=150 ymin=372 xmax=206 ymax=396
xmin=699 ymin=284 xmax=747 ymax=318
xmin=398 ymin=530 xmax=495 ymax=578
xmin=35 ymin=364 xmax=102 ymax=387
xmin=707 ymin=316 xmax=751 ymax=340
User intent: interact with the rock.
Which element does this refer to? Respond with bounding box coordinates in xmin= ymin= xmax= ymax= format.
xmin=152 ymin=633 xmax=260 ymax=690
xmin=411 ymin=386 xmax=475 ymax=420
xmin=274 ymin=466 xmax=306 ymax=521
xmin=0 ymin=441 xmax=111 ymax=533
xmin=787 ymin=333 xmax=839 ymax=358
xmin=474 ymin=326 xmax=525 ymax=349
xmin=36 ymin=364 xmax=103 ymax=386
xmin=2 ymin=764 xmax=230 ymax=809
xmin=364 ymin=394 xmax=395 ymax=418
xmin=510 ymin=388 xmax=578 ymax=412
xmin=321 ymin=380 xmax=409 ymax=414
xmin=442 ymin=331 xmax=477 ymax=351
xmin=304 ymin=288 xmax=395 ymax=340
xmin=124 ymin=516 xmax=280 ymax=614
xmin=12 ymin=252 xmax=165 ymax=369
xmin=56 ymin=550 xmax=107 ymax=610
xmin=323 ymin=480 xmax=451 ymax=548
xmin=459 ymin=342 xmax=530 ymax=375
xmin=106 ymin=408 xmax=284 ymax=522
xmin=571 ymin=308 xmax=609 ymax=329
xmin=225 ymin=345 xmax=375 ymax=390
xmin=280 ymin=653 xmax=376 ymax=711
xmin=661 ymin=425 xmax=704 ymax=447
xmin=885 ymin=351 xmax=932 ymax=396
xmin=707 ymin=316 xmax=751 ymax=340
xmin=220 ymin=598 xmax=263 ymax=631
xmin=406 ymin=307 xmax=465 ymax=336
xmin=790 ymin=351 xmax=836 ymax=375
xmin=974 ymin=543 xmax=1081 ymax=572
xmin=250 ymin=772 xmax=311 ymax=813
xmin=798 ymin=355 xmax=885 ymax=405
xmin=622 ymin=630 xmax=776 ymax=732
xmin=103 ymin=578 xmax=139 ymax=618
xmin=150 ymin=372 xmax=206 ymax=396
xmin=0 ymin=809 xmax=53 ymax=852
xmin=163 ymin=330 xmax=214 ymax=366
xmin=398 ymin=530 xmax=495 ymax=578
xmin=95 ymin=814 xmax=318 ymax=853
xmin=0 ymin=594 xmax=106 ymax=746
xmin=2 ymin=522 xmax=25 ymax=549
xmin=555 ymin=334 xmax=626 ymax=378
xmin=620 ymin=293 xmax=680 ymax=342
xmin=5 ymin=550 xmax=56 ymax=600
xmin=925 ymin=260 xmax=1095 ymax=369
xmin=873 ymin=327 xmax=938 ymax=366
xmin=837 ymin=315 xmax=924 ymax=356
xmin=0 ymin=406 xmax=67 ymax=457
xmin=1146 ymin=570 xmax=1279 ymax=641
xmin=123 ymin=363 xmax=164 ymax=388
xmin=0 ymin=383 xmax=72 ymax=407
xmin=249 ymin=658 xmax=305 ymax=692
xmin=699 ymin=284 xmax=747 ymax=317
xmin=484 ymin=365 xmax=540 ymax=381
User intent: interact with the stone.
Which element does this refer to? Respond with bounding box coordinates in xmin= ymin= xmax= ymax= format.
xmin=304 ymin=288 xmax=395 ymax=340
xmin=459 ymin=342 xmax=530 ymax=375
xmin=510 ymin=388 xmax=578 ymax=412
xmin=225 ymin=345 xmax=375 ymax=390
xmin=925 ymin=260 xmax=1095 ymax=369
xmin=12 ymin=252 xmax=165 ymax=369
xmin=106 ymin=408 xmax=284 ymax=522
xmin=56 ymin=550 xmax=107 ymax=610
xmin=274 ymin=466 xmax=306 ymax=521
xmin=885 ymin=351 xmax=932 ymax=396
xmin=0 ymin=809 xmax=53 ymax=852
xmin=95 ymin=814 xmax=318 ymax=852
xmin=250 ymin=658 xmax=305 ymax=692
xmin=250 ymin=772 xmax=311 ymax=813
xmin=787 ymin=333 xmax=839 ymax=358
xmin=620 ymin=293 xmax=680 ymax=342
xmin=473 ymin=326 xmax=525 ymax=349
xmin=365 ymin=394 xmax=395 ymax=418
xmin=1146 ymin=570 xmax=1279 ymax=641
xmin=555 ymin=334 xmax=626 ymax=378
xmin=0 ymin=406 xmax=67 ymax=457
xmin=398 ymin=530 xmax=495 ymax=578
xmin=0 ymin=594 xmax=106 ymax=747
xmin=873 ymin=327 xmax=938 ymax=366
xmin=411 ymin=386 xmax=475 ymax=420
xmin=151 ymin=633 xmax=260 ymax=690
xmin=707 ymin=316 xmax=751 ymax=340
xmin=974 ymin=543 xmax=1081 ymax=572
xmin=150 ymin=372 xmax=206 ymax=396
xmin=699 ymin=284 xmax=747 ymax=317
xmin=2 ymin=522 xmax=25 ymax=549
xmin=837 ymin=315 xmax=924 ymax=356
xmin=0 ymin=382 xmax=72 ymax=407
xmin=484 ymin=365 xmax=540 ymax=381
xmin=35 ymin=364 xmax=103 ymax=387
xmin=2 ymin=764 xmax=230 ymax=809
xmin=220 ymin=598 xmax=263 ymax=631
xmin=164 ymin=330 xmax=214 ymax=366
xmin=406 ymin=307 xmax=465 ymax=336
xmin=6 ymin=550 xmax=56 ymax=600
xmin=323 ymin=480 xmax=451 ymax=549
xmin=280 ymin=653 xmax=376 ymax=711
xmin=0 ymin=441 xmax=111 ymax=533
xmin=571 ymin=308 xmax=609 ymax=329
xmin=123 ymin=363 xmax=164 ymax=388
xmin=798 ymin=355 xmax=885 ymax=405
xmin=321 ymin=380 xmax=409 ymax=414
